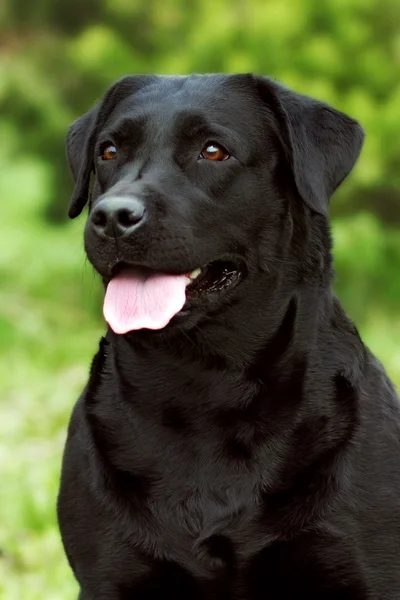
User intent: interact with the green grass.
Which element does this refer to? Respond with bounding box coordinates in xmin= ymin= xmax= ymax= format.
xmin=0 ymin=156 xmax=399 ymax=599
xmin=0 ymin=158 xmax=102 ymax=599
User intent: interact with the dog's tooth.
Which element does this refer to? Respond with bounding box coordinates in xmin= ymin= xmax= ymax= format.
xmin=189 ymin=268 xmax=202 ymax=280
xmin=184 ymin=276 xmax=192 ymax=287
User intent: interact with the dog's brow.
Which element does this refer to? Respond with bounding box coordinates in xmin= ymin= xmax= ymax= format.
xmin=173 ymin=111 xmax=212 ymax=136
xmin=105 ymin=116 xmax=146 ymax=142
xmin=173 ymin=112 xmax=239 ymax=148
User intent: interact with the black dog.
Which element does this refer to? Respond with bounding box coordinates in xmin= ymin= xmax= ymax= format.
xmin=58 ymin=74 xmax=400 ymax=599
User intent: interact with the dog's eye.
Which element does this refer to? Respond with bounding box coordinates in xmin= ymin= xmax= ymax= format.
xmin=200 ymin=143 xmax=230 ymax=161
xmin=101 ymin=144 xmax=117 ymax=161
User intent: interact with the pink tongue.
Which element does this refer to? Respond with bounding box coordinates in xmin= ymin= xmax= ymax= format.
xmin=103 ymin=268 xmax=187 ymax=333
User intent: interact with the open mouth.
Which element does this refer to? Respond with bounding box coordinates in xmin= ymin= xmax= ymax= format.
xmin=184 ymin=260 xmax=244 ymax=299
xmin=104 ymin=258 xmax=245 ymax=334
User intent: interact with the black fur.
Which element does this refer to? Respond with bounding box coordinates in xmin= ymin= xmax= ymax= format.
xmin=58 ymin=74 xmax=400 ymax=599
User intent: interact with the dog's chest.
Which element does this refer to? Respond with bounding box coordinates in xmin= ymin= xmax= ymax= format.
xmin=93 ymin=349 xmax=272 ymax=562
xmin=112 ymin=402 xmax=264 ymax=538
xmin=125 ymin=455 xmax=266 ymax=576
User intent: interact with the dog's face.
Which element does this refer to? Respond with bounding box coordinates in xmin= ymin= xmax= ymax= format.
xmin=66 ymin=74 xmax=364 ymax=335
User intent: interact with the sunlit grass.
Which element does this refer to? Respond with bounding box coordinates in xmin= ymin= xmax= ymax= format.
xmin=0 ymin=158 xmax=102 ymax=599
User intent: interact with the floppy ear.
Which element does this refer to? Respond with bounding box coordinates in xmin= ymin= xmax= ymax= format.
xmin=66 ymin=75 xmax=158 ymax=218
xmin=255 ymin=77 xmax=365 ymax=215
xmin=66 ymin=108 xmax=98 ymax=218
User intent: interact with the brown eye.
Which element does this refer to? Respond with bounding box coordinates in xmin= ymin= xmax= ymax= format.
xmin=200 ymin=143 xmax=229 ymax=161
xmin=101 ymin=144 xmax=117 ymax=161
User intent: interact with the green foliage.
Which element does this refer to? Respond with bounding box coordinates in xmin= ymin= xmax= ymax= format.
xmin=0 ymin=1 xmax=399 ymax=598
xmin=1 ymin=0 xmax=400 ymax=221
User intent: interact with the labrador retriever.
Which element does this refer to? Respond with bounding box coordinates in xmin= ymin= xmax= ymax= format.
xmin=58 ymin=74 xmax=400 ymax=599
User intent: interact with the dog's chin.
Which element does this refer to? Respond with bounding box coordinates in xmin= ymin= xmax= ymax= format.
xmin=95 ymin=256 xmax=247 ymax=334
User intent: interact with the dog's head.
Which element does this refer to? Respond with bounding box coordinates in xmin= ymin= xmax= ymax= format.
xmin=66 ymin=74 xmax=363 ymax=336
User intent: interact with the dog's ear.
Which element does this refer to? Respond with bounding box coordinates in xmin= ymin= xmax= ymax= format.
xmin=66 ymin=75 xmax=158 ymax=218
xmin=255 ymin=77 xmax=365 ymax=215
xmin=66 ymin=108 xmax=97 ymax=218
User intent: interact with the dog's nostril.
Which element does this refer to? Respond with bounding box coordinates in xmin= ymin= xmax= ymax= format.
xmin=91 ymin=210 xmax=107 ymax=228
xmin=117 ymin=208 xmax=143 ymax=227
xmin=90 ymin=196 xmax=145 ymax=238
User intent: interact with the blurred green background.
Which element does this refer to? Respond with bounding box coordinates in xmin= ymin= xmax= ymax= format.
xmin=1 ymin=0 xmax=399 ymax=597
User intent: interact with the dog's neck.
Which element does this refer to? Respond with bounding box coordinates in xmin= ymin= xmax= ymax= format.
xmin=104 ymin=283 xmax=365 ymax=392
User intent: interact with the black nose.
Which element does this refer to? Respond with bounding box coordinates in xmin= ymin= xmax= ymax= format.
xmin=90 ymin=196 xmax=146 ymax=239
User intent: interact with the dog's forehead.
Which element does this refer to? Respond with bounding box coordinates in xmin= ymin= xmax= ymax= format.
xmin=103 ymin=74 xmax=269 ymax=136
